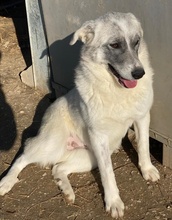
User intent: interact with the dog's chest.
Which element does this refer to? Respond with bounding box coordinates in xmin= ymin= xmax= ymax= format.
xmin=90 ymin=88 xmax=152 ymax=122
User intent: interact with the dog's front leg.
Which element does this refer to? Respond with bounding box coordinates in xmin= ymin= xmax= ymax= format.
xmin=89 ymin=130 xmax=124 ymax=218
xmin=134 ymin=112 xmax=160 ymax=182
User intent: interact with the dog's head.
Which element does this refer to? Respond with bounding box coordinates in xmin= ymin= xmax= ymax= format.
xmin=70 ymin=12 xmax=146 ymax=89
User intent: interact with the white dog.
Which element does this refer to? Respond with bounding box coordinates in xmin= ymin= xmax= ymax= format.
xmin=0 ymin=12 xmax=160 ymax=218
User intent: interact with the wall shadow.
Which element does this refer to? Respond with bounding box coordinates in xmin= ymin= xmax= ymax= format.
xmin=38 ymin=0 xmax=82 ymax=92
xmin=41 ymin=35 xmax=82 ymax=93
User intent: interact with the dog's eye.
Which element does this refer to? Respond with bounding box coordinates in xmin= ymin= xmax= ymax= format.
xmin=110 ymin=43 xmax=121 ymax=49
xmin=134 ymin=39 xmax=140 ymax=47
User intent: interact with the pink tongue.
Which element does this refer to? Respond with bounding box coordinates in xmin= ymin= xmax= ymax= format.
xmin=119 ymin=78 xmax=137 ymax=88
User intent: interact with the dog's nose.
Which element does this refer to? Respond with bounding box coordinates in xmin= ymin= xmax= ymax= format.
xmin=131 ymin=68 xmax=145 ymax=79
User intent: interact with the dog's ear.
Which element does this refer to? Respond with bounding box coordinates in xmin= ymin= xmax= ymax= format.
xmin=70 ymin=21 xmax=95 ymax=45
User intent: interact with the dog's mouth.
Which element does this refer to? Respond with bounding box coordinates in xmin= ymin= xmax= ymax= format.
xmin=108 ymin=64 xmax=137 ymax=89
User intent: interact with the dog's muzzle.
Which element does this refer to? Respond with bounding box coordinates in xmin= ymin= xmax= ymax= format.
xmin=108 ymin=64 xmax=138 ymax=89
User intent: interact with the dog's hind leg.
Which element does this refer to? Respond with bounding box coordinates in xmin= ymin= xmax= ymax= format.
xmin=0 ymin=133 xmax=66 ymax=196
xmin=0 ymin=137 xmax=42 ymax=196
xmin=52 ymin=148 xmax=97 ymax=203
xmin=0 ymin=153 xmax=30 ymax=195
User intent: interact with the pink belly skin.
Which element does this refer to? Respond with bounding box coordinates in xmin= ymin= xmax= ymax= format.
xmin=67 ymin=134 xmax=87 ymax=150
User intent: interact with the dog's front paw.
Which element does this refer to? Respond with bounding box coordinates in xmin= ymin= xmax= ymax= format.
xmin=0 ymin=175 xmax=19 ymax=196
xmin=141 ymin=165 xmax=160 ymax=182
xmin=105 ymin=196 xmax=124 ymax=219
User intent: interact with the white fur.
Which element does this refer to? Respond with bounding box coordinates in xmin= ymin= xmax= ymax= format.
xmin=0 ymin=12 xmax=160 ymax=218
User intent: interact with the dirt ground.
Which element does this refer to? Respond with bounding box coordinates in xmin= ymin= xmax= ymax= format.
xmin=0 ymin=13 xmax=172 ymax=220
